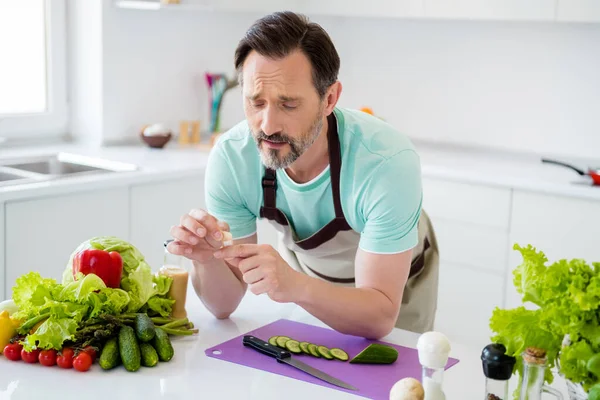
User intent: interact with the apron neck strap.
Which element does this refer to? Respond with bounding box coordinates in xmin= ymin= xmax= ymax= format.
xmin=326 ymin=111 xmax=344 ymax=220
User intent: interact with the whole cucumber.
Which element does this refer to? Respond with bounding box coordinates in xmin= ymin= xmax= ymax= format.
xmin=99 ymin=337 xmax=120 ymax=370
xmin=140 ymin=343 xmax=159 ymax=367
xmin=135 ymin=313 xmax=156 ymax=342
xmin=119 ymin=325 xmax=141 ymax=372
xmin=152 ymin=327 xmax=174 ymax=362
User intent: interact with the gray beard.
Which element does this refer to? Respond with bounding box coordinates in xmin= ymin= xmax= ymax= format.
xmin=254 ymin=116 xmax=324 ymax=170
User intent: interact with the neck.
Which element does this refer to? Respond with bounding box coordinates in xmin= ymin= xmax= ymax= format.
xmin=285 ymin=117 xmax=329 ymax=184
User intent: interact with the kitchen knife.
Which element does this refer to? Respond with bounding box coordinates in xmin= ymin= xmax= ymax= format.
xmin=242 ymin=335 xmax=358 ymax=391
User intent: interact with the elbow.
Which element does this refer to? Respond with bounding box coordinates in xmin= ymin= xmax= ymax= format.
xmin=364 ymin=316 xmax=395 ymax=340
xmin=214 ymin=311 xmax=233 ymax=320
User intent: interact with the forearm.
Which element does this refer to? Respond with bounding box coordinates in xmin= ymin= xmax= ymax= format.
xmin=295 ymin=274 xmax=400 ymax=339
xmin=190 ymin=259 xmax=247 ymax=319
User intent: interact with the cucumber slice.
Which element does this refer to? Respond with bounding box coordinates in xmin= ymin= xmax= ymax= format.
xmin=317 ymin=345 xmax=334 ymax=360
xmin=285 ymin=339 xmax=302 ymax=354
xmin=349 ymin=343 xmax=398 ymax=364
xmin=330 ymin=348 xmax=349 ymax=361
xmin=299 ymin=341 xmax=311 ymax=355
xmin=308 ymin=343 xmax=321 ymax=358
xmin=268 ymin=336 xmax=279 ymax=347
xmin=276 ymin=336 xmax=291 ymax=348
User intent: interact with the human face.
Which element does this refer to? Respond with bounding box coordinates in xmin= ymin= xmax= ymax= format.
xmin=241 ymin=49 xmax=326 ymax=170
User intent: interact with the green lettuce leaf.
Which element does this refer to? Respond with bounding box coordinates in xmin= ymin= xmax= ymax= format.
xmin=490 ymin=306 xmax=562 ymax=384
xmin=153 ymin=274 xmax=173 ymax=297
xmin=22 ymin=318 xmax=78 ymax=351
xmin=12 ymin=272 xmax=60 ymax=320
xmin=121 ymin=263 xmax=156 ymax=312
xmin=146 ymin=296 xmax=176 ymax=318
xmin=559 ymin=340 xmax=596 ymax=391
xmin=87 ymin=288 xmax=130 ymax=318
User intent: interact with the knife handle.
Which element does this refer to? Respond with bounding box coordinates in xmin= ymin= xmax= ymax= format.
xmin=243 ymin=335 xmax=291 ymax=361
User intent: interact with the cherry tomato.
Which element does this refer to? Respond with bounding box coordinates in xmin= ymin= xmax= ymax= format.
xmin=56 ymin=347 xmax=74 ymax=369
xmin=73 ymin=352 xmax=92 ymax=372
xmin=38 ymin=349 xmax=57 ymax=366
xmin=82 ymin=346 xmax=98 ymax=363
xmin=3 ymin=343 xmax=23 ymax=361
xmin=21 ymin=348 xmax=41 ymax=364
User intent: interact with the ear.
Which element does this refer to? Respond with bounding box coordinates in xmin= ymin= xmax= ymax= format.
xmin=323 ymin=81 xmax=342 ymax=115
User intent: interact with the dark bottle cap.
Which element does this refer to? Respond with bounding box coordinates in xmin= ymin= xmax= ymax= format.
xmin=481 ymin=343 xmax=516 ymax=380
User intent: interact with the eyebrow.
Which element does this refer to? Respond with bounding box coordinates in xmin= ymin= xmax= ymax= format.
xmin=245 ymin=94 xmax=300 ymax=102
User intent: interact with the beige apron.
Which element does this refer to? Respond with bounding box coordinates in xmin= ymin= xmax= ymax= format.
xmin=259 ymin=113 xmax=439 ymax=334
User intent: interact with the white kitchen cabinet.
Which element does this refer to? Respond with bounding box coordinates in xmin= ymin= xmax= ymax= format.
xmin=422 ymin=177 xmax=512 ymax=229
xmin=129 ymin=175 xmax=205 ymax=273
xmin=5 ymin=188 xmax=129 ymax=295
xmin=505 ymin=190 xmax=600 ymax=309
xmin=434 ymin=261 xmax=503 ymax=351
xmin=432 ymin=218 xmax=508 ymax=274
xmin=423 ymin=0 xmax=556 ymax=21
xmin=0 ymin=202 xmax=5 ymax=301
xmin=556 ymin=0 xmax=600 ymax=22
xmin=294 ymin=0 xmax=424 ymax=19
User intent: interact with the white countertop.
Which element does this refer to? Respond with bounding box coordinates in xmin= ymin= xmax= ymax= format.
xmin=0 ymin=283 xmax=571 ymax=400
xmin=1 ymin=138 xmax=599 ymax=203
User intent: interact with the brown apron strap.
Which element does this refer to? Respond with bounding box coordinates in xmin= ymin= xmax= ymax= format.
xmin=326 ymin=112 xmax=349 ymax=227
xmin=304 ymin=237 xmax=430 ymax=284
xmin=259 ymin=168 xmax=289 ymax=225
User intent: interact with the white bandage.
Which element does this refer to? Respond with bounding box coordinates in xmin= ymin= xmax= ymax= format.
xmin=221 ymin=231 xmax=233 ymax=247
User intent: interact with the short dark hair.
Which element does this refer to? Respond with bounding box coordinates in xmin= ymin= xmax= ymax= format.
xmin=234 ymin=11 xmax=340 ymax=98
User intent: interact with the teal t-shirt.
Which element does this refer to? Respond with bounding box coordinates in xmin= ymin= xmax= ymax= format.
xmin=204 ymin=107 xmax=423 ymax=254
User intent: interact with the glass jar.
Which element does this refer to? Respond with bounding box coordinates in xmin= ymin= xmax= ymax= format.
xmin=518 ymin=347 xmax=564 ymax=400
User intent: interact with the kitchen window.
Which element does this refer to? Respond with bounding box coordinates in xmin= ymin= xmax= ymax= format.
xmin=0 ymin=0 xmax=68 ymax=142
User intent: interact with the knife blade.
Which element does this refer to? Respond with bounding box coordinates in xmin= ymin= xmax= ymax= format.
xmin=242 ymin=335 xmax=358 ymax=391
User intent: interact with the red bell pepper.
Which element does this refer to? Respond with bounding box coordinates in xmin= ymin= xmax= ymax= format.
xmin=72 ymin=249 xmax=123 ymax=288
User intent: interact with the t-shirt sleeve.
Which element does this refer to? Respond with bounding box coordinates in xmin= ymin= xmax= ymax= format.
xmin=204 ymin=144 xmax=257 ymax=239
xmin=358 ymin=149 xmax=423 ymax=254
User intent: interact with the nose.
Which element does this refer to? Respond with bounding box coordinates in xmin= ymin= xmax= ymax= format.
xmin=260 ymin=106 xmax=281 ymax=136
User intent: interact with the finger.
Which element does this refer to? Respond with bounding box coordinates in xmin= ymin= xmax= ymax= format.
xmin=238 ymin=255 xmax=262 ymax=273
xmin=214 ymin=244 xmax=261 ymax=260
xmin=249 ymin=280 xmax=270 ymax=296
xmin=180 ymin=214 xmax=207 ymax=238
xmin=224 ymin=257 xmax=244 ymax=268
xmin=217 ymin=220 xmax=230 ymax=232
xmin=189 ymin=209 xmax=223 ymax=241
xmin=167 ymin=240 xmax=193 ymax=256
xmin=241 ymin=267 xmax=265 ymax=285
xmin=169 ymin=225 xmax=199 ymax=246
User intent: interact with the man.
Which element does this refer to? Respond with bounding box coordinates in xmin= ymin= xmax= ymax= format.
xmin=168 ymin=11 xmax=439 ymax=339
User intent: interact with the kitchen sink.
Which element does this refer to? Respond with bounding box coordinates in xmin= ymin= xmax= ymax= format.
xmin=0 ymin=152 xmax=138 ymax=187
xmin=0 ymin=171 xmax=23 ymax=182
xmin=9 ymin=159 xmax=110 ymax=176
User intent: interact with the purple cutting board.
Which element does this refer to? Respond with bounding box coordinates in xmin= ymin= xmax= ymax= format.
xmin=205 ymin=319 xmax=459 ymax=399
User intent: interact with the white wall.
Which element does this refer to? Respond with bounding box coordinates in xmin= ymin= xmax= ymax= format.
xmin=73 ymin=3 xmax=600 ymax=160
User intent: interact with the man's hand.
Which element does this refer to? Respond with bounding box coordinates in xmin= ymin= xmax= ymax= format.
xmin=213 ymin=244 xmax=304 ymax=303
xmin=168 ymin=208 xmax=230 ymax=263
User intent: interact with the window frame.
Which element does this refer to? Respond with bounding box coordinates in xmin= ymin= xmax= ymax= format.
xmin=0 ymin=0 xmax=69 ymax=142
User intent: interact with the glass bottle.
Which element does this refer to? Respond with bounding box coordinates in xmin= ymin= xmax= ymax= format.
xmin=481 ymin=343 xmax=516 ymax=400
xmin=518 ymin=347 xmax=564 ymax=400
xmin=417 ymin=331 xmax=452 ymax=400
xmin=159 ymin=239 xmax=189 ymax=319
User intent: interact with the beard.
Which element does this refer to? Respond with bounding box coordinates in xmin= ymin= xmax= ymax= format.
xmin=251 ymin=110 xmax=324 ymax=170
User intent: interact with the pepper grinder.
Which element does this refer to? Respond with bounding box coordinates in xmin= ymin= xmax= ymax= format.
xmin=481 ymin=343 xmax=516 ymax=400
xmin=417 ymin=331 xmax=452 ymax=400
